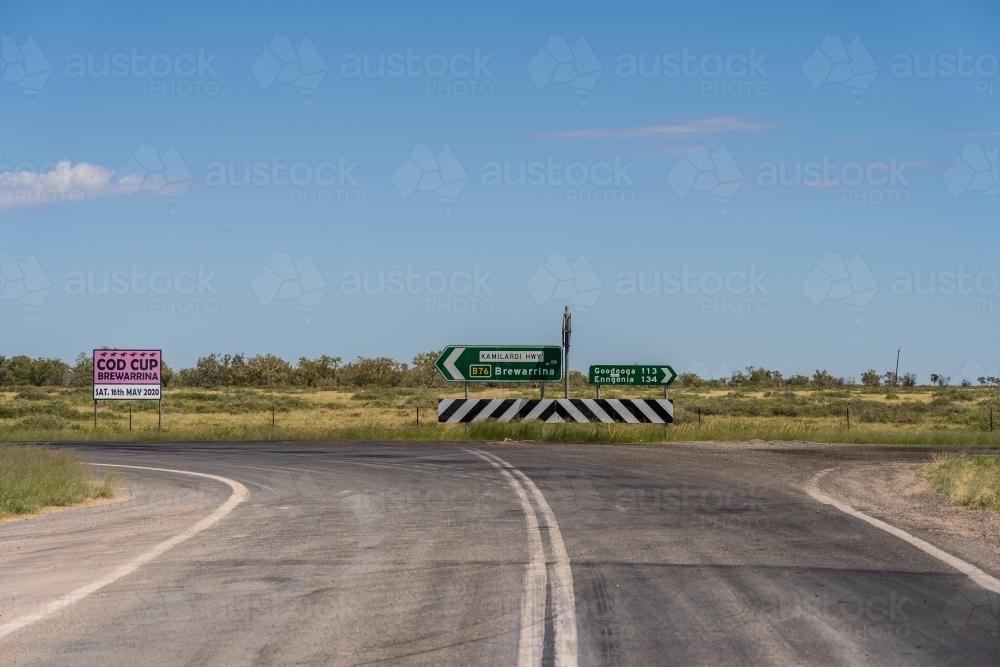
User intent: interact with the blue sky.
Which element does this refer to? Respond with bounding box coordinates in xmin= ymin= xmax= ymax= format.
xmin=1 ymin=0 xmax=998 ymax=382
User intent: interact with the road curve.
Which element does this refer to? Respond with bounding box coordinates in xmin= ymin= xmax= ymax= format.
xmin=1 ymin=441 xmax=997 ymax=667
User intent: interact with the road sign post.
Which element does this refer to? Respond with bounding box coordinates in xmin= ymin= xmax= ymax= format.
xmin=562 ymin=307 xmax=571 ymax=399
xmin=435 ymin=346 xmax=564 ymax=383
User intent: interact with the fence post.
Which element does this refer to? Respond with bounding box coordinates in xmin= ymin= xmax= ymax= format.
xmin=847 ymin=405 xmax=850 ymax=430
xmin=94 ymin=400 xmax=97 ymax=428
xmin=129 ymin=405 xmax=132 ymax=431
xmin=416 ymin=407 xmax=419 ymax=426
xmin=158 ymin=400 xmax=162 ymax=429
xmin=272 ymin=405 xmax=275 ymax=427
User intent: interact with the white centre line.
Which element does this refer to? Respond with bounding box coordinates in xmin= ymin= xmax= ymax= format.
xmin=0 ymin=464 xmax=249 ymax=641
xmin=466 ymin=449 xmax=546 ymax=667
xmin=468 ymin=448 xmax=579 ymax=667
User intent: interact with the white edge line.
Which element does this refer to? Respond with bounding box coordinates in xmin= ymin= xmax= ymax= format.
xmin=465 ymin=448 xmax=545 ymax=667
xmin=0 ymin=464 xmax=249 ymax=640
xmin=479 ymin=450 xmax=579 ymax=667
xmin=805 ymin=468 xmax=1000 ymax=594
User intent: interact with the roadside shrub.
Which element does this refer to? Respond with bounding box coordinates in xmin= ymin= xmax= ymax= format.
xmin=341 ymin=357 xmax=406 ymax=387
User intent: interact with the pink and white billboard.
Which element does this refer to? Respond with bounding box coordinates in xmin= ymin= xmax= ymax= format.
xmin=93 ymin=349 xmax=162 ymax=400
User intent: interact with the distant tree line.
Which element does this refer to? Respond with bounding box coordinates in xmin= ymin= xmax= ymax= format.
xmin=676 ymin=366 xmax=936 ymax=389
xmin=0 ymin=353 xmax=994 ymax=389
xmin=0 ymin=352 xmax=448 ymax=389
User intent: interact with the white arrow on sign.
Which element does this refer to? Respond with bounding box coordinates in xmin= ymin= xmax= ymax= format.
xmin=661 ymin=368 xmax=670 ymax=383
xmin=445 ymin=347 xmax=465 ymax=380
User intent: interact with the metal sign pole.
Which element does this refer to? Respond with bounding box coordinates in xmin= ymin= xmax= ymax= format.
xmin=464 ymin=382 xmax=469 ymax=399
xmin=158 ymin=399 xmax=162 ymax=429
xmin=93 ymin=400 xmax=97 ymax=428
xmin=562 ymin=307 xmax=571 ymax=399
xmin=663 ymin=386 xmax=669 ymax=438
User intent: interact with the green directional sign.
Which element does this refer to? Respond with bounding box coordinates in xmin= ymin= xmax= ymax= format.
xmin=435 ymin=346 xmax=563 ymax=382
xmin=588 ymin=365 xmax=677 ymax=386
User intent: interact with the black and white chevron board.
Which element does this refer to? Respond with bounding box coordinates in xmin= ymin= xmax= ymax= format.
xmin=438 ymin=398 xmax=673 ymax=424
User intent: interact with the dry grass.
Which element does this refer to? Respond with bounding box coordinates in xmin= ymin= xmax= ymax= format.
xmin=0 ymin=445 xmax=118 ymax=519
xmin=0 ymin=385 xmax=998 ymax=446
xmin=921 ymin=455 xmax=1000 ymax=513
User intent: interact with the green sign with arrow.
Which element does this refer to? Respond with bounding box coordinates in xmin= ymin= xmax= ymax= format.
xmin=588 ymin=365 xmax=677 ymax=386
xmin=435 ymin=346 xmax=563 ymax=382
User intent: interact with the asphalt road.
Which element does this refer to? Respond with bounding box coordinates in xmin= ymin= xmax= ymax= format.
xmin=1 ymin=441 xmax=998 ymax=666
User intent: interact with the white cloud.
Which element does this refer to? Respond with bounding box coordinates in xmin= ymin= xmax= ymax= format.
xmin=538 ymin=116 xmax=775 ymax=141
xmin=0 ymin=160 xmax=119 ymax=208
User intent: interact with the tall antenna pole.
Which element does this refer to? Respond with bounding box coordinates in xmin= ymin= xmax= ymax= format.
xmin=894 ymin=347 xmax=901 ymax=388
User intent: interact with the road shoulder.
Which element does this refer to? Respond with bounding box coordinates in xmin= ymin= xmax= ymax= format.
xmin=813 ymin=462 xmax=1000 ymax=580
